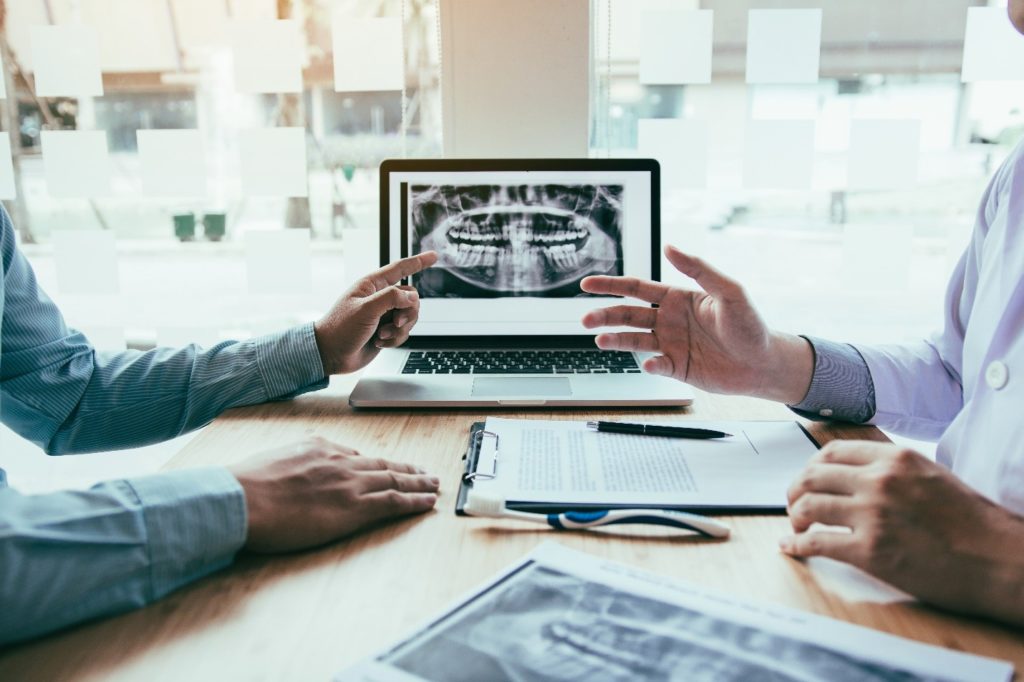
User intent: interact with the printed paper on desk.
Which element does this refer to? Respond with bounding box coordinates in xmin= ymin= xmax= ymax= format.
xmin=41 ymin=131 xmax=113 ymax=198
xmin=229 ymin=19 xmax=303 ymax=94
xmin=332 ymin=16 xmax=404 ymax=92
xmin=239 ymin=127 xmax=308 ymax=197
xmin=468 ymin=418 xmax=818 ymax=509
xmin=138 ymin=129 xmax=207 ymax=198
xmin=745 ymin=9 xmax=822 ymax=85
xmin=639 ymin=9 xmax=713 ymax=85
xmin=31 ymin=25 xmax=104 ymax=97
xmin=337 ymin=543 xmax=1014 ymax=682
xmin=52 ymin=230 xmax=120 ymax=295
xmin=638 ymin=118 xmax=708 ymax=190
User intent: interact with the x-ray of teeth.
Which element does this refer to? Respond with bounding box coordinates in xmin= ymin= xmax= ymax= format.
xmin=410 ymin=184 xmax=624 ymax=298
xmin=383 ymin=565 xmax=950 ymax=682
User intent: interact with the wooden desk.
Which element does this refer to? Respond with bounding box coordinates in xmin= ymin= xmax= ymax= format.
xmin=2 ymin=385 xmax=1022 ymax=680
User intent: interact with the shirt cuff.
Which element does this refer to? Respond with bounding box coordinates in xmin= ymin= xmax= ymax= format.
xmin=254 ymin=322 xmax=328 ymax=400
xmin=124 ymin=467 xmax=247 ymax=600
xmin=789 ymin=335 xmax=876 ymax=423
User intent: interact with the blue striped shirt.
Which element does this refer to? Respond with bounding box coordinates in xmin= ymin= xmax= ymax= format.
xmin=0 ymin=207 xmax=327 ymax=645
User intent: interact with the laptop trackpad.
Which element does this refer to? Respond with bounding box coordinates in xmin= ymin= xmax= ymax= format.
xmin=471 ymin=377 xmax=572 ymax=397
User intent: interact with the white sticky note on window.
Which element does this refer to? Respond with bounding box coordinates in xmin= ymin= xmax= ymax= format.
xmin=244 ymin=229 xmax=312 ymax=295
xmin=239 ymin=128 xmax=308 ymax=197
xmin=52 ymin=230 xmax=120 ymax=295
xmin=743 ymin=120 xmax=815 ymax=190
xmin=0 ymin=136 xmax=15 ymax=199
xmin=41 ymin=131 xmax=112 ymax=198
xmin=639 ymin=9 xmax=713 ymax=85
xmin=746 ymin=9 xmax=822 ymax=84
xmin=842 ymin=223 xmax=913 ymax=293
xmin=961 ymin=7 xmax=1024 ymax=82
xmin=229 ymin=20 xmax=303 ymax=94
xmin=848 ymin=120 xmax=920 ymax=191
xmin=638 ymin=119 xmax=708 ymax=190
xmin=137 ymin=129 xmax=206 ymax=198
xmin=31 ymin=25 xmax=104 ymax=97
xmin=332 ymin=16 xmax=404 ymax=92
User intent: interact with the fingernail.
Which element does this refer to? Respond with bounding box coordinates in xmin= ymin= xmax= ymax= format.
xmin=379 ymin=329 xmax=393 ymax=340
xmin=416 ymin=466 xmax=427 ymax=474
xmin=778 ymin=536 xmax=793 ymax=553
xmin=395 ymin=316 xmax=406 ymax=329
xmin=430 ymin=477 xmax=440 ymax=486
xmin=374 ymin=340 xmax=384 ymax=349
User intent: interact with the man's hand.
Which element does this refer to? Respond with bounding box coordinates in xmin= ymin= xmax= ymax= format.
xmin=314 ymin=251 xmax=438 ymax=375
xmin=581 ymin=244 xmax=813 ymax=403
xmin=228 ymin=437 xmax=440 ymax=553
xmin=782 ymin=441 xmax=1024 ymax=625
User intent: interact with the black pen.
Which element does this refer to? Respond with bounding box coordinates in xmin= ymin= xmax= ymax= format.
xmin=586 ymin=421 xmax=733 ymax=440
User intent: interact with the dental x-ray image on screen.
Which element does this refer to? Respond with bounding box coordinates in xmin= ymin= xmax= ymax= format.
xmin=410 ymin=184 xmax=624 ymax=298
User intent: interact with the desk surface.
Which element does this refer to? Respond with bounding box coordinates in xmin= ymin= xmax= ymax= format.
xmin=2 ymin=384 xmax=1022 ymax=681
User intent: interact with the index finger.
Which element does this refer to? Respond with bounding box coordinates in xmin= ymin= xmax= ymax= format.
xmin=368 ymin=251 xmax=439 ymax=290
xmin=580 ymin=275 xmax=672 ymax=304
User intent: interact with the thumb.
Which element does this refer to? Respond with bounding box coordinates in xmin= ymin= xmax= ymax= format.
xmin=665 ymin=245 xmax=744 ymax=301
xmin=364 ymin=286 xmax=417 ymax=318
xmin=643 ymin=355 xmax=675 ymax=377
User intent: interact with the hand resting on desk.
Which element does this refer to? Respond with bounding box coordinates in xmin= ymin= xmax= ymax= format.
xmin=229 ymin=437 xmax=440 ymax=553
xmin=783 ymin=440 xmax=1024 ymax=626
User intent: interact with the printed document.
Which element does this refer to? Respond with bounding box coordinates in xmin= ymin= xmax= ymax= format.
xmin=471 ymin=418 xmax=820 ymax=509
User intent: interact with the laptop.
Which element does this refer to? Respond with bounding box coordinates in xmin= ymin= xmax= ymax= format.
xmin=348 ymin=158 xmax=694 ymax=408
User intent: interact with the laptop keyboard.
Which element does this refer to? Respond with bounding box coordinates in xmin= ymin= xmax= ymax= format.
xmin=401 ymin=350 xmax=642 ymax=375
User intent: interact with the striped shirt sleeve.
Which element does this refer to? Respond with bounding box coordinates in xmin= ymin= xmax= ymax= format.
xmin=789 ymin=335 xmax=877 ymax=423
xmin=0 ymin=207 xmax=327 ymax=455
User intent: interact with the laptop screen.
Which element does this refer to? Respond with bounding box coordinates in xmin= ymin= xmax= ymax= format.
xmin=381 ymin=160 xmax=659 ymax=337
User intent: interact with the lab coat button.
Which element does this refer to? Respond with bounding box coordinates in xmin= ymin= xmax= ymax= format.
xmin=985 ymin=361 xmax=1009 ymax=390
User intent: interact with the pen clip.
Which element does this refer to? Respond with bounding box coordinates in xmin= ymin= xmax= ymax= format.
xmin=464 ymin=430 xmax=500 ymax=482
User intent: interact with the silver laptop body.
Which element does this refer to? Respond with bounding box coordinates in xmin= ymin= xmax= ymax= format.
xmin=350 ymin=158 xmax=694 ymax=408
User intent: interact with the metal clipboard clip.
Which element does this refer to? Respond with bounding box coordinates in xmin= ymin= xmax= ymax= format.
xmin=464 ymin=430 xmax=500 ymax=482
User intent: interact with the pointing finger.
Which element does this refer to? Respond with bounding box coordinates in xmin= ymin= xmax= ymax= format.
xmin=368 ymin=252 xmax=438 ymax=290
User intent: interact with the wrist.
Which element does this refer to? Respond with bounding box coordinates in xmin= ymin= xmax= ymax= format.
xmin=312 ymin=320 xmax=337 ymax=376
xmin=959 ymin=505 xmax=1024 ymax=625
xmin=759 ymin=333 xmax=814 ymax=404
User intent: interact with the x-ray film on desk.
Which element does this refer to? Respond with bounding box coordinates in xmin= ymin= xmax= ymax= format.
xmin=336 ymin=544 xmax=1012 ymax=682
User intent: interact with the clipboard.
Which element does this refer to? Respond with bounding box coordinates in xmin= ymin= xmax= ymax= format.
xmin=455 ymin=420 xmax=823 ymax=516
